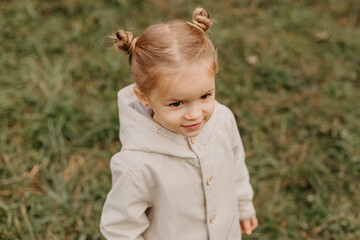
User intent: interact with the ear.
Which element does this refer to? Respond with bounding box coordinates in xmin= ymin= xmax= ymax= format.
xmin=133 ymin=86 xmax=150 ymax=107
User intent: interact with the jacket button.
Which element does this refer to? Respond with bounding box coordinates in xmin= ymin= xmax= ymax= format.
xmin=206 ymin=175 xmax=214 ymax=185
xmin=210 ymin=214 xmax=216 ymax=223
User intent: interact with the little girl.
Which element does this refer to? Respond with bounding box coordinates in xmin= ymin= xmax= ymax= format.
xmin=100 ymin=7 xmax=258 ymax=240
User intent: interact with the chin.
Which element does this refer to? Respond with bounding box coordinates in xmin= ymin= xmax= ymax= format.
xmin=182 ymin=129 xmax=202 ymax=138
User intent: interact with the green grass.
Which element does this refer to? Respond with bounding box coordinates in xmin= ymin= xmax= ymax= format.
xmin=1 ymin=0 xmax=359 ymax=239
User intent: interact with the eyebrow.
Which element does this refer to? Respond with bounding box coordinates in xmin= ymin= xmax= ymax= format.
xmin=166 ymin=88 xmax=216 ymax=102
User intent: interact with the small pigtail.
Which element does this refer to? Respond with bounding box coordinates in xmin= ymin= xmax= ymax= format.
xmin=112 ymin=30 xmax=137 ymax=55
xmin=192 ymin=7 xmax=213 ymax=32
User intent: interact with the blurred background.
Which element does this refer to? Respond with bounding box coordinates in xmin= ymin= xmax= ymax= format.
xmin=1 ymin=0 xmax=359 ymax=239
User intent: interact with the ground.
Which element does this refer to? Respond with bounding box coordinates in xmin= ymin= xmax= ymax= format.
xmin=1 ymin=0 xmax=359 ymax=239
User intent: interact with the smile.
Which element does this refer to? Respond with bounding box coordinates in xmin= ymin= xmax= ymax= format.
xmin=182 ymin=121 xmax=202 ymax=131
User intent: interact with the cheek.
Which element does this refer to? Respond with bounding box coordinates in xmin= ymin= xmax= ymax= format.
xmin=158 ymin=109 xmax=184 ymax=125
xmin=205 ymin=100 xmax=215 ymax=116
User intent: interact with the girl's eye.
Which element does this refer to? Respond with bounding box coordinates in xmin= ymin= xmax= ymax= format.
xmin=169 ymin=101 xmax=183 ymax=107
xmin=201 ymin=93 xmax=212 ymax=100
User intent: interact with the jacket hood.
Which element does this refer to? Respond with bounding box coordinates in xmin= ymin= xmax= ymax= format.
xmin=117 ymin=84 xmax=218 ymax=159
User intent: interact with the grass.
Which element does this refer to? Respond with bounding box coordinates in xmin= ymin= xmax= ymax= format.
xmin=1 ymin=0 xmax=359 ymax=239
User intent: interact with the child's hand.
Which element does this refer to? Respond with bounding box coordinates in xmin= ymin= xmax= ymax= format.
xmin=240 ymin=215 xmax=258 ymax=235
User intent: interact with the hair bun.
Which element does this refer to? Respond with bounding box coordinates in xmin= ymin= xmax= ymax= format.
xmin=114 ymin=30 xmax=137 ymax=54
xmin=192 ymin=7 xmax=212 ymax=31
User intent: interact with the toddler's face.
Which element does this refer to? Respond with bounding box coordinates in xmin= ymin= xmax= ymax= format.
xmin=145 ymin=64 xmax=215 ymax=138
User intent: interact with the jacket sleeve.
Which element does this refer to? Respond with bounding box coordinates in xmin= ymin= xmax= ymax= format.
xmin=100 ymin=155 xmax=152 ymax=240
xmin=230 ymin=112 xmax=256 ymax=221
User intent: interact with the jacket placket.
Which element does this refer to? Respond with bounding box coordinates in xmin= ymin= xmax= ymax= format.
xmin=188 ymin=137 xmax=219 ymax=240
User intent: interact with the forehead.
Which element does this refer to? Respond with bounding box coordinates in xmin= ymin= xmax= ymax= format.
xmin=154 ymin=63 xmax=215 ymax=100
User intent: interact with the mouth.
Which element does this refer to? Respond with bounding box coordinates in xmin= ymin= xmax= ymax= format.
xmin=182 ymin=121 xmax=202 ymax=131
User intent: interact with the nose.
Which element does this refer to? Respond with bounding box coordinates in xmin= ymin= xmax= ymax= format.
xmin=184 ymin=102 xmax=202 ymax=120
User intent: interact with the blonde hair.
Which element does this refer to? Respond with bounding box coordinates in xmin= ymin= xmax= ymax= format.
xmin=113 ymin=7 xmax=217 ymax=95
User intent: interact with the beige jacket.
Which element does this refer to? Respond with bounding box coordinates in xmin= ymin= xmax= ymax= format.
xmin=100 ymin=84 xmax=256 ymax=240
